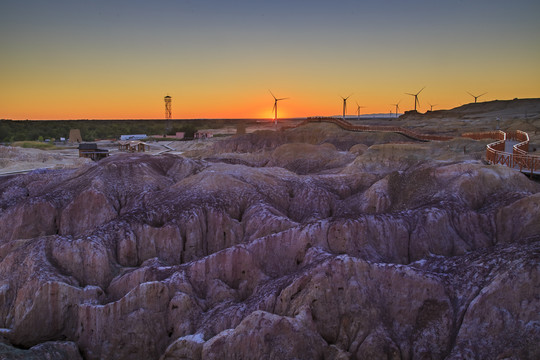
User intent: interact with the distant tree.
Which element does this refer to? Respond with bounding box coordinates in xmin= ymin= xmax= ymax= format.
xmin=83 ymin=129 xmax=97 ymax=142
xmin=180 ymin=124 xmax=197 ymax=138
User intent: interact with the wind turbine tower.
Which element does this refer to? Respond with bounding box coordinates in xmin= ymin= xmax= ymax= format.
xmin=270 ymin=90 xmax=289 ymax=127
xmin=467 ymin=91 xmax=487 ymax=103
xmin=356 ymin=102 xmax=366 ymax=121
xmin=391 ymin=101 xmax=401 ymax=118
xmin=405 ymin=87 xmax=425 ymax=112
xmin=341 ymin=94 xmax=352 ymax=119
xmin=164 ymin=95 xmax=172 ymax=134
xmin=429 ymin=103 xmax=437 ymax=111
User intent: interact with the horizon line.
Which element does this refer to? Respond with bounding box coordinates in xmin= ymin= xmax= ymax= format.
xmin=3 ymin=97 xmax=536 ymax=121
xmin=1 ymin=114 xmax=403 ymax=121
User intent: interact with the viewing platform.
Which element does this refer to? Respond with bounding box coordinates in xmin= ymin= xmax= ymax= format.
xmin=293 ymin=116 xmax=539 ymax=176
xmin=462 ymin=130 xmax=540 ymax=176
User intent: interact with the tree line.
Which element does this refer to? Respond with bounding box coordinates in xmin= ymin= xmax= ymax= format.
xmin=0 ymin=119 xmax=253 ymax=143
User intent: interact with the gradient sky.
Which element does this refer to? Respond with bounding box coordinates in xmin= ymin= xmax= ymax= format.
xmin=1 ymin=0 xmax=539 ymax=120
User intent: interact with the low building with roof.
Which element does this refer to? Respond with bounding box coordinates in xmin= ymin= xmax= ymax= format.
xmin=118 ymin=140 xmax=150 ymax=152
xmin=120 ymin=134 xmax=147 ymax=141
xmin=78 ymin=143 xmax=109 ymax=161
xmin=150 ymin=132 xmax=185 ymax=139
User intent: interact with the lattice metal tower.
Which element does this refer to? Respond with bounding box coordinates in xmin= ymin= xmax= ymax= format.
xmin=164 ymin=95 xmax=172 ymax=134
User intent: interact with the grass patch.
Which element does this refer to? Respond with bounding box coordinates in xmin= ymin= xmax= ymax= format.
xmin=12 ymin=141 xmax=62 ymax=150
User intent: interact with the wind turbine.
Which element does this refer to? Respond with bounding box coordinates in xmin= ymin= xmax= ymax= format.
xmin=429 ymin=103 xmax=437 ymax=111
xmin=356 ymin=102 xmax=366 ymax=120
xmin=341 ymin=94 xmax=352 ymax=119
xmin=391 ymin=101 xmax=401 ymax=118
xmin=405 ymin=87 xmax=425 ymax=112
xmin=269 ymin=90 xmax=289 ymax=126
xmin=467 ymin=91 xmax=487 ymax=103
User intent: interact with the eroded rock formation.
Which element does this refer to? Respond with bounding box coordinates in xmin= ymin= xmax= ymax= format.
xmin=0 ymin=125 xmax=539 ymax=359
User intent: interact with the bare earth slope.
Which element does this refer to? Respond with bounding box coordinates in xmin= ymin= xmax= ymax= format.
xmin=398 ymin=98 xmax=540 ymax=143
xmin=0 ymin=115 xmax=539 ymax=359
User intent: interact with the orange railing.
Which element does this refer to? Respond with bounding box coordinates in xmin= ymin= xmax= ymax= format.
xmin=462 ymin=130 xmax=539 ymax=175
xmin=290 ymin=118 xmax=539 ymax=175
xmin=299 ymin=117 xmax=453 ymax=142
xmin=462 ymin=130 xmax=506 ymax=141
xmin=509 ymin=130 xmax=529 ymax=154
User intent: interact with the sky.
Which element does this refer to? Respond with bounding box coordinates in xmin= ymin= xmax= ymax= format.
xmin=1 ymin=0 xmax=539 ymax=120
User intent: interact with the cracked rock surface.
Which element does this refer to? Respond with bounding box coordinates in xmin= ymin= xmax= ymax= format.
xmin=0 ymin=124 xmax=539 ymax=359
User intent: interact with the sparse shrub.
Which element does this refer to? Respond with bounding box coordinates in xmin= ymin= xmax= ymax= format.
xmin=14 ymin=141 xmax=58 ymax=150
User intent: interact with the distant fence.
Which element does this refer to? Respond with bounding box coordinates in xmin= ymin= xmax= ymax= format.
xmin=295 ymin=117 xmax=453 ymax=142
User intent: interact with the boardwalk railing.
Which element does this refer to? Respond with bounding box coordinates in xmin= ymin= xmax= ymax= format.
xmin=462 ymin=130 xmax=540 ymax=175
xmin=290 ymin=118 xmax=539 ymax=175
xmin=297 ymin=117 xmax=453 ymax=142
xmin=508 ymin=130 xmax=529 ymax=154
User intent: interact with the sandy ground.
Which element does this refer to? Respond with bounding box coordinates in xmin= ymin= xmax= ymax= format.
xmin=0 ymin=120 xmax=302 ymax=175
xmin=0 ymin=146 xmax=90 ymax=176
xmin=0 ymin=138 xmax=230 ymax=175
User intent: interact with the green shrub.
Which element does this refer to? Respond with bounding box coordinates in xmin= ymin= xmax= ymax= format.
xmin=13 ymin=141 xmax=59 ymax=150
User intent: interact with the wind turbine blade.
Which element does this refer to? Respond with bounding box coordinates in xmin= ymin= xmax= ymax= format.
xmin=467 ymin=91 xmax=474 ymax=97
xmin=417 ymin=87 xmax=425 ymax=96
xmin=406 ymin=93 xmax=415 ymax=96
xmin=269 ymin=90 xmax=277 ymax=100
xmin=277 ymin=97 xmax=289 ymax=101
xmin=479 ymin=92 xmax=487 ymax=97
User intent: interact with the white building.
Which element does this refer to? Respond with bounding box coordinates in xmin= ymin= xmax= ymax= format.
xmin=120 ymin=134 xmax=147 ymax=141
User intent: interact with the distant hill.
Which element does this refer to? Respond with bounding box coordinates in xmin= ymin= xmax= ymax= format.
xmin=424 ymin=98 xmax=540 ymax=118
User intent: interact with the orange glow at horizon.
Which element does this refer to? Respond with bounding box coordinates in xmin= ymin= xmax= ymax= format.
xmin=2 ymin=83 xmax=540 ymax=120
xmin=2 ymin=54 xmax=539 ymax=120
xmin=1 ymin=1 xmax=539 ymax=120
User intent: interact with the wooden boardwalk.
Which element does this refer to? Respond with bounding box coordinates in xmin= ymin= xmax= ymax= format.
xmin=292 ymin=117 xmax=540 ymax=176
xmin=296 ymin=117 xmax=453 ymax=142
xmin=459 ymin=130 xmax=539 ymax=175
